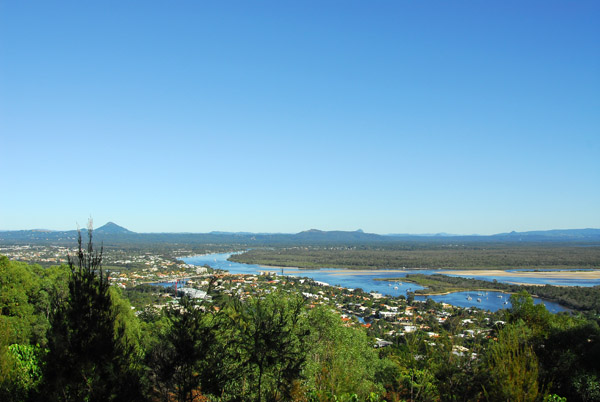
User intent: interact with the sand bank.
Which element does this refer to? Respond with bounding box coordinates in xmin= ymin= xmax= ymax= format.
xmin=439 ymin=270 xmax=600 ymax=280
xmin=259 ymin=267 xmax=414 ymax=276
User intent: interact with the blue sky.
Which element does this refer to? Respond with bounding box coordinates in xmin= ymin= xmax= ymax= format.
xmin=1 ymin=1 xmax=598 ymax=234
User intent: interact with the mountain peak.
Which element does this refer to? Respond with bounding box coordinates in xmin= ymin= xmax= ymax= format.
xmin=95 ymin=222 xmax=133 ymax=234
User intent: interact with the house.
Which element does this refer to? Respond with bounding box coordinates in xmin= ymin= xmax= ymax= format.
xmin=375 ymin=338 xmax=393 ymax=348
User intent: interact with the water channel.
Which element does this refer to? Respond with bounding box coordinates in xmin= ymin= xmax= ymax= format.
xmin=179 ymin=253 xmax=599 ymax=313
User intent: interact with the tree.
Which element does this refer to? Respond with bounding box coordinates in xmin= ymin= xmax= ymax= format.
xmin=0 ymin=343 xmax=44 ymax=402
xmin=303 ymin=306 xmax=386 ymax=401
xmin=0 ymin=256 xmax=50 ymax=346
xmin=484 ymin=321 xmax=540 ymax=402
xmin=508 ymin=290 xmax=552 ymax=337
xmin=538 ymin=318 xmax=600 ymax=401
xmin=227 ymin=292 xmax=309 ymax=402
xmin=147 ymin=295 xmax=218 ymax=402
xmin=42 ymin=224 xmax=142 ymax=402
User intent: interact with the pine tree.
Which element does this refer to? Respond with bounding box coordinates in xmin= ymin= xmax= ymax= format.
xmin=42 ymin=223 xmax=142 ymax=402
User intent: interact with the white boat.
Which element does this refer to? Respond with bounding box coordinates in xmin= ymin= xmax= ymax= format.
xmin=466 ymin=296 xmax=472 ymax=301
xmin=477 ymin=298 xmax=481 ymax=302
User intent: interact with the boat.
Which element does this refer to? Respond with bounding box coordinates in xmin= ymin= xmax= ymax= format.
xmin=477 ymin=298 xmax=482 ymax=302
xmin=394 ymin=286 xmax=398 ymax=290
xmin=497 ymin=295 xmax=503 ymax=298
xmin=466 ymin=296 xmax=472 ymax=301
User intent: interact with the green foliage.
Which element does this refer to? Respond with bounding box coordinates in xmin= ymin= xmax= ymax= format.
xmin=303 ymin=306 xmax=385 ymax=401
xmin=123 ymin=284 xmax=176 ymax=310
xmin=0 ymin=341 xmax=41 ymax=401
xmin=228 ymin=292 xmax=310 ymax=401
xmin=110 ymin=287 xmax=144 ymax=360
xmin=147 ymin=291 xmax=310 ymax=402
xmin=5 ymin=344 xmax=44 ymax=400
xmin=42 ymin=228 xmax=143 ymax=402
xmin=509 ymin=290 xmax=553 ymax=337
xmin=146 ymin=295 xmax=218 ymax=402
xmin=572 ymin=374 xmax=600 ymax=402
xmin=484 ymin=321 xmax=540 ymax=402
xmin=0 ymin=255 xmax=62 ymax=347
xmin=395 ymin=368 xmax=438 ymax=402
xmin=545 ymin=395 xmax=567 ymax=402
xmin=537 ymin=317 xmax=600 ymax=401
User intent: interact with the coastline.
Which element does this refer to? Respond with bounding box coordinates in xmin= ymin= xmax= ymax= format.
xmin=438 ymin=269 xmax=600 ymax=280
xmin=260 ymin=267 xmax=417 ymax=275
xmin=259 ymin=264 xmax=301 ymax=271
xmin=415 ymin=289 xmax=514 ymax=296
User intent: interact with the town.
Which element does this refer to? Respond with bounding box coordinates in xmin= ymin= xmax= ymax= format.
xmin=126 ymin=265 xmax=506 ymax=357
xmin=2 ymin=242 xmax=505 ymax=356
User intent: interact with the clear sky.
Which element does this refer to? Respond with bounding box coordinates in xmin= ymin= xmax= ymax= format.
xmin=1 ymin=1 xmax=598 ymax=234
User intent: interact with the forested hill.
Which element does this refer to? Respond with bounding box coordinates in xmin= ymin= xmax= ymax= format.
xmin=1 ymin=223 xmax=600 ymax=246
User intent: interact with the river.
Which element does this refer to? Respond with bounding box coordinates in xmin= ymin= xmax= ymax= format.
xmin=179 ymin=253 xmax=594 ymax=313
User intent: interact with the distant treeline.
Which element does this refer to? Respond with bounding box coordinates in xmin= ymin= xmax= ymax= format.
xmin=229 ymin=245 xmax=600 ymax=270
xmin=404 ymin=274 xmax=600 ymax=313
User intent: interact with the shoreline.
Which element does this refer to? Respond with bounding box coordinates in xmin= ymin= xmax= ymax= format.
xmin=259 ymin=264 xmax=301 ymax=271
xmin=439 ymin=269 xmax=600 ymax=280
xmin=415 ymin=289 xmax=515 ymax=296
xmin=225 ymin=263 xmax=600 ymax=284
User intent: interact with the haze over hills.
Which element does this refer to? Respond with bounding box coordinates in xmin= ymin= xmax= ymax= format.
xmin=1 ymin=222 xmax=600 ymax=246
xmin=492 ymin=228 xmax=600 ymax=239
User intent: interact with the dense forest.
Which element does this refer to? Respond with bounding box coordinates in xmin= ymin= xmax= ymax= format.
xmin=229 ymin=245 xmax=600 ymax=270
xmin=1 ymin=233 xmax=599 ymax=401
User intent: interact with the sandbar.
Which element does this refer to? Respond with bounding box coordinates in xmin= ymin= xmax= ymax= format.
xmin=259 ymin=265 xmax=300 ymax=270
xmin=260 ymin=267 xmax=414 ymax=276
xmin=259 ymin=265 xmax=600 ymax=280
xmin=439 ymin=269 xmax=600 ymax=280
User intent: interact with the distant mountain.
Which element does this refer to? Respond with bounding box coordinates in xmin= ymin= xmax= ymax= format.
xmin=386 ymin=232 xmax=467 ymax=237
xmin=95 ymin=222 xmax=134 ymax=234
xmin=209 ymin=231 xmax=281 ymax=236
xmin=1 ymin=224 xmax=599 ymax=246
xmin=492 ymin=228 xmax=600 ymax=241
xmin=293 ymin=229 xmax=384 ymax=243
